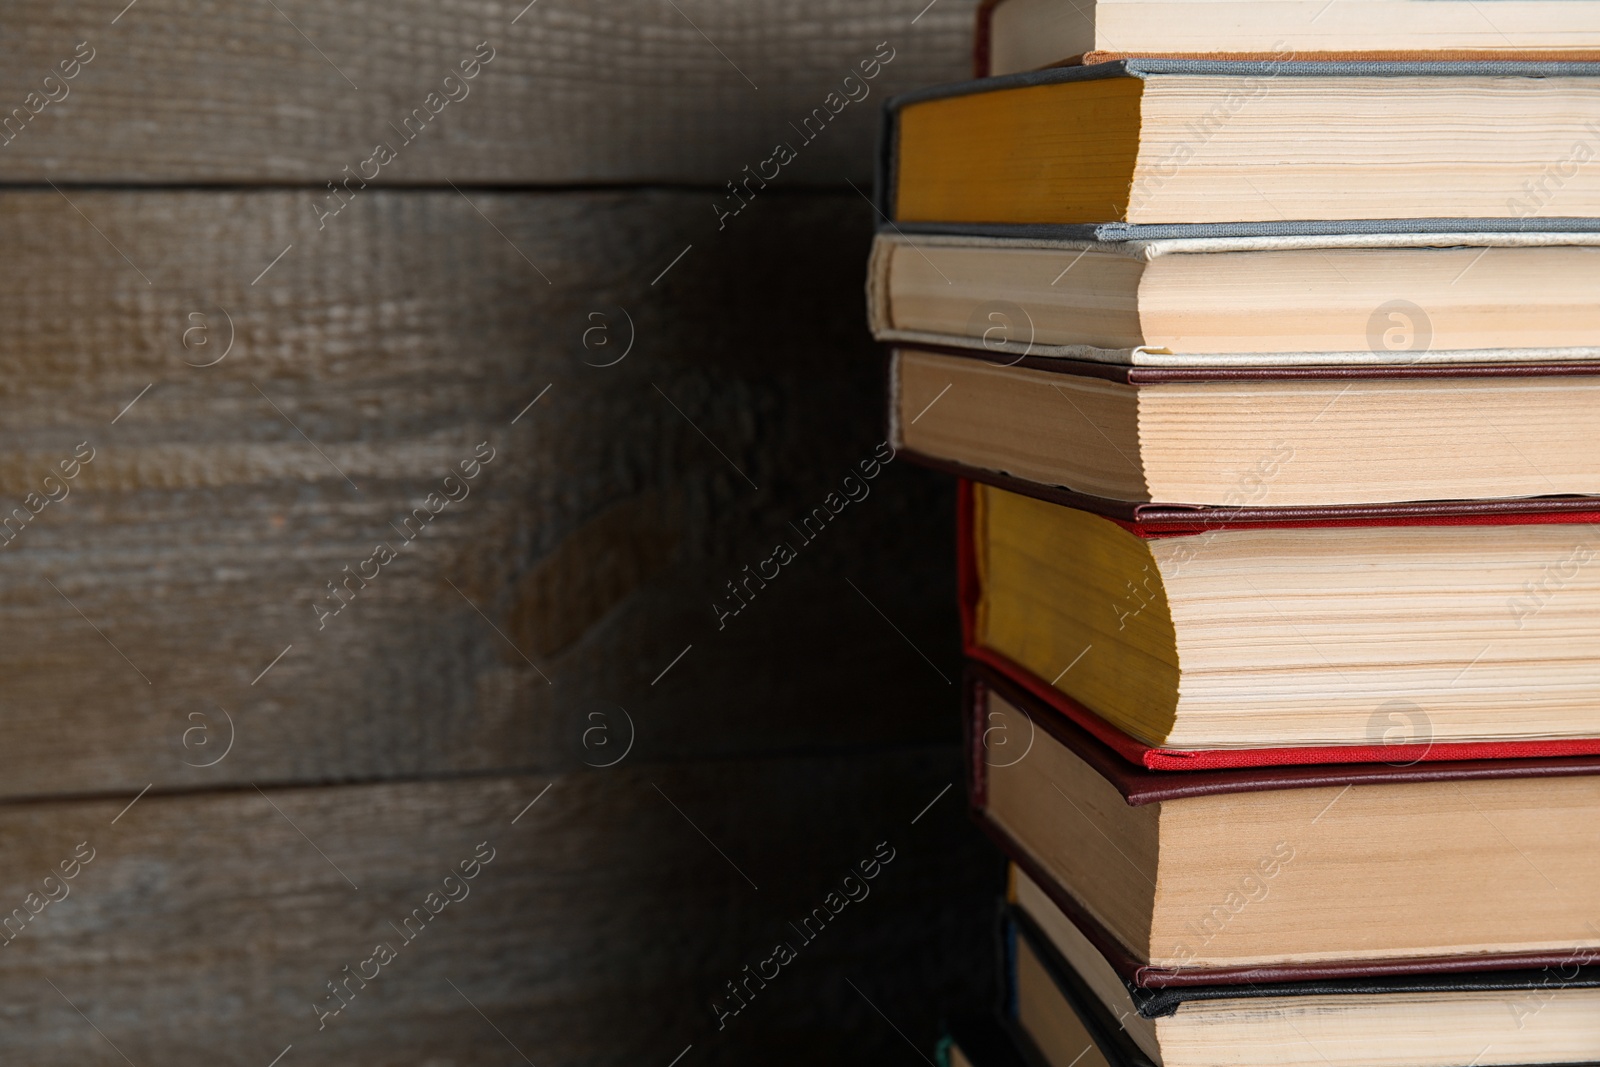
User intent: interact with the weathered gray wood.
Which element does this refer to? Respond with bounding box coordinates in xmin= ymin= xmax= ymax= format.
xmin=0 ymin=750 xmax=1000 ymax=1065
xmin=0 ymin=188 xmax=959 ymax=800
xmin=0 ymin=0 xmax=975 ymax=183
xmin=0 ymin=7 xmax=993 ymax=1057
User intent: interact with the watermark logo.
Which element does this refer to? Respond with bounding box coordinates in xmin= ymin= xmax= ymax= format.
xmin=1112 ymin=563 xmax=1160 ymax=631
xmin=0 ymin=841 xmax=95 ymax=950
xmin=1366 ymin=300 xmax=1432 ymax=364
xmin=964 ymin=300 xmax=1034 ymax=366
xmin=1163 ymin=442 xmax=1295 ymax=580
xmin=1510 ymin=932 xmax=1600 ymax=1028
xmin=313 ymin=841 xmax=496 ymax=1030
xmin=581 ymin=307 xmax=634 ymax=367
xmin=1125 ymin=41 xmax=1295 ymax=215
xmin=1168 ymin=840 xmax=1294 ymax=970
xmin=581 ymin=704 xmax=635 ymax=769
xmin=712 ymin=43 xmax=895 ymax=230
xmin=1507 ymin=121 xmax=1600 ymax=219
xmin=712 ymin=841 xmax=896 ymax=1030
xmin=1 ymin=41 xmax=95 ymax=149
xmin=180 ymin=706 xmax=235 ymax=768
xmin=313 ymin=442 xmax=496 ymax=632
xmin=1366 ymin=699 xmax=1434 ymax=767
xmin=980 ymin=701 xmax=1035 ymax=768
xmin=180 ymin=307 xmax=234 ymax=368
xmin=312 ymin=44 xmax=497 ymax=232
xmin=0 ymin=442 xmax=95 ymax=552
xmin=713 ymin=442 xmax=894 ymax=631
xmin=1509 ymin=543 xmax=1595 ymax=629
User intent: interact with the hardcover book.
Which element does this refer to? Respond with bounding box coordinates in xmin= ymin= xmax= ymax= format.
xmin=881 ymin=60 xmax=1600 ymax=233
xmin=958 ymin=480 xmax=1600 ymax=764
xmin=868 ymin=232 xmax=1600 ymax=365
xmin=1005 ymin=888 xmax=1600 ymax=1067
xmin=888 ymin=345 xmax=1600 ymax=505
xmin=967 ymin=662 xmax=1600 ymax=980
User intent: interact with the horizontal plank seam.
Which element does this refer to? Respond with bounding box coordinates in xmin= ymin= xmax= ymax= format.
xmin=0 ymin=739 xmax=960 ymax=811
xmin=0 ymin=180 xmax=868 ymax=195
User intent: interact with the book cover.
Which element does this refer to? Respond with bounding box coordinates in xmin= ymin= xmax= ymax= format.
xmin=867 ymin=234 xmax=1600 ymax=367
xmin=970 ymin=662 xmax=1600 ymax=985
xmin=1004 ymin=901 xmax=1600 ymax=1060
xmin=876 ymin=59 xmax=1600 ymax=239
xmin=955 ymin=482 xmax=1600 ymax=770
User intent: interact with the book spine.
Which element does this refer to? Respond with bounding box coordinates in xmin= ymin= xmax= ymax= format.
xmin=966 ymin=673 xmax=990 ymax=810
xmin=973 ymin=0 xmax=1002 ymax=78
xmin=957 ymin=478 xmax=981 ymax=653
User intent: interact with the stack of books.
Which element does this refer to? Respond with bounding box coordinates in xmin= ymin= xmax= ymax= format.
xmin=874 ymin=4 xmax=1600 ymax=1066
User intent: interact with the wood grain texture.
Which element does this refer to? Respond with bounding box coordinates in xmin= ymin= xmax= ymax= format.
xmin=0 ymin=0 xmax=975 ymax=183
xmin=0 ymin=187 xmax=959 ymax=801
xmin=0 ymin=749 xmax=1000 ymax=1065
xmin=0 ymin=5 xmax=994 ymax=1055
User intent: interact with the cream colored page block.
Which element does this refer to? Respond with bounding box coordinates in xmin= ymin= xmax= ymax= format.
xmin=1097 ymin=1 xmax=1600 ymax=53
xmin=1132 ymin=77 xmax=1600 ymax=224
xmin=1153 ymin=778 xmax=1600 ymax=967
xmin=898 ymin=351 xmax=1150 ymax=499
xmin=1138 ymin=246 xmax=1600 ymax=352
xmin=1152 ymin=520 xmax=1600 ymax=746
xmin=1164 ymin=988 xmax=1600 ymax=1067
xmin=988 ymin=714 xmax=1163 ymax=952
xmin=1136 ymin=377 xmax=1600 ymax=505
xmin=887 ymin=243 xmax=1146 ymax=349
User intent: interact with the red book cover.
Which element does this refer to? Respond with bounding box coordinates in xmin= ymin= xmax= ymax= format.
xmin=955 ymin=476 xmax=1600 ymax=771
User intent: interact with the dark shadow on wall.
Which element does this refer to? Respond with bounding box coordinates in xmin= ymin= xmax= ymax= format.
xmin=504 ymin=192 xmax=1007 ymax=1064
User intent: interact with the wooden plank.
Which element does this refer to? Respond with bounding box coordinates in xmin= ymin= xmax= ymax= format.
xmin=0 ymin=749 xmax=1001 ymax=1064
xmin=0 ymin=0 xmax=975 ymax=183
xmin=0 ymin=188 xmax=959 ymax=800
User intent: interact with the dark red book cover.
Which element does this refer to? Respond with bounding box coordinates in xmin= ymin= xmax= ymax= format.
xmin=968 ymin=661 xmax=1600 ymax=987
xmin=973 ymin=0 xmax=999 ymax=77
xmin=955 ymin=477 xmax=1600 ymax=770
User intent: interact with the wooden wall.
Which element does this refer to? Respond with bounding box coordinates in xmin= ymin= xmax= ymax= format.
xmin=0 ymin=2 xmax=999 ymax=1063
